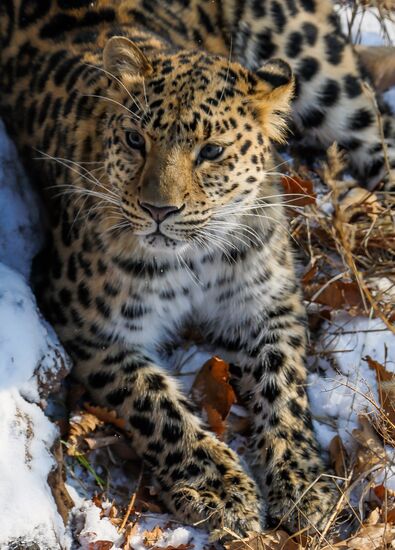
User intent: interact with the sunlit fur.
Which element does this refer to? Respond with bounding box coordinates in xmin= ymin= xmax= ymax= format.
xmin=98 ymin=45 xmax=294 ymax=257
xmin=4 ymin=0 xmax=383 ymax=537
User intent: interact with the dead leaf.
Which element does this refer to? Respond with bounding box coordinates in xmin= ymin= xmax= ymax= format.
xmin=137 ymin=498 xmax=163 ymax=514
xmin=323 ymin=522 xmax=395 ymax=549
xmin=67 ymin=411 xmax=103 ymax=456
xmin=365 ymin=507 xmax=381 ymax=526
xmin=191 ymin=356 xmax=236 ymax=438
xmin=84 ymin=403 xmax=127 ymax=430
xmin=143 ymin=526 xmax=164 ymax=545
xmin=339 ymin=187 xmax=380 ymax=224
xmin=301 ymin=264 xmax=317 ymax=285
xmin=307 ymin=307 xmax=331 ymax=332
xmin=373 ymin=484 xmax=386 ymax=501
xmin=366 ymin=355 xmax=395 ymax=441
xmin=92 ymin=495 xmax=119 ymax=525
xmin=85 ymin=435 xmax=122 ymax=450
xmin=87 ymin=542 xmax=113 ymax=550
xmin=329 ymin=435 xmax=348 ymax=478
xmin=47 ymin=441 xmax=74 ymax=523
xmin=352 ymin=415 xmax=385 ymax=476
xmin=225 ymin=530 xmax=302 ymax=550
xmin=356 ymin=45 xmax=395 ymax=92
xmin=123 ymin=523 xmax=140 ymax=550
xmin=305 ymin=280 xmax=364 ymax=311
xmin=280 ymin=175 xmax=316 ymax=206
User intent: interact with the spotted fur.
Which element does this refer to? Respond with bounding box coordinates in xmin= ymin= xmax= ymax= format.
xmin=1 ymin=0 xmax=392 ymax=537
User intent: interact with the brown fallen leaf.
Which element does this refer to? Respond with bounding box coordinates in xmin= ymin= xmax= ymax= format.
xmin=84 ymin=403 xmax=127 ymax=430
xmin=152 ymin=545 xmax=194 ymax=550
xmin=67 ymin=411 xmax=103 ymax=456
xmin=304 ymin=280 xmax=364 ymax=311
xmin=225 ymin=530 xmax=302 ymax=550
xmin=123 ymin=522 xmax=140 ymax=550
xmin=307 ymin=307 xmax=331 ymax=332
xmin=92 ymin=495 xmax=119 ymax=525
xmin=356 ymin=45 xmax=395 ymax=92
xmin=87 ymin=542 xmax=113 ymax=550
xmin=280 ymin=175 xmax=316 ymax=206
xmin=352 ymin=415 xmax=385 ymax=476
xmin=47 ymin=441 xmax=75 ymax=524
xmin=338 ymin=187 xmax=380 ymax=224
xmin=143 ymin=525 xmax=164 ymax=545
xmin=322 ymin=522 xmax=395 ymax=549
xmin=84 ymin=435 xmax=122 ymax=451
xmin=301 ymin=264 xmax=317 ymax=286
xmin=373 ymin=483 xmax=395 ymax=504
xmin=365 ymin=355 xmax=395 ymax=441
xmin=373 ymin=483 xmax=386 ymax=502
xmin=191 ymin=356 xmax=236 ymax=438
xmin=329 ymin=435 xmax=348 ymax=478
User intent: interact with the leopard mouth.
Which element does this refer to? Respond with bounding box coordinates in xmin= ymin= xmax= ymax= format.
xmin=140 ymin=232 xmax=188 ymax=252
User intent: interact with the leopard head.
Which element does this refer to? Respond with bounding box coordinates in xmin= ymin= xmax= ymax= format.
xmin=101 ymin=36 xmax=293 ymax=254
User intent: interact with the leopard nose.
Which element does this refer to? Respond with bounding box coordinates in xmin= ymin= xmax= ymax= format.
xmin=139 ymin=202 xmax=185 ymax=223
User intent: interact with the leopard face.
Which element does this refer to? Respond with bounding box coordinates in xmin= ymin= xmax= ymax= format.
xmin=102 ymin=38 xmax=293 ymax=254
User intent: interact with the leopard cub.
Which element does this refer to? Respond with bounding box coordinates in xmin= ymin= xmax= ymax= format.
xmin=0 ymin=0 xmax=338 ymax=536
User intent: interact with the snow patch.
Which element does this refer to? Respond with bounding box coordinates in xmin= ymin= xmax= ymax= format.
xmin=0 ymin=390 xmax=67 ymax=548
xmin=0 ymin=119 xmax=44 ymax=278
xmin=0 ymin=125 xmax=70 ymax=548
xmin=75 ymin=501 xmax=123 ymax=550
xmin=309 ymin=314 xmax=393 ymax=450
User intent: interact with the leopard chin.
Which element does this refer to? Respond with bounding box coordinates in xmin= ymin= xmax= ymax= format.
xmin=139 ymin=233 xmax=189 ymax=252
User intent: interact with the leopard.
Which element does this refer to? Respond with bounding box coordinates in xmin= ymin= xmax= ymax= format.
xmin=0 ymin=0 xmax=394 ymax=539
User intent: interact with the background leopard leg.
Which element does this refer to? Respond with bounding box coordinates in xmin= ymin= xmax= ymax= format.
xmin=73 ymin=343 xmax=264 ymax=536
xmin=219 ymin=0 xmax=395 ymax=188
xmin=204 ymin=236 xmax=337 ymax=532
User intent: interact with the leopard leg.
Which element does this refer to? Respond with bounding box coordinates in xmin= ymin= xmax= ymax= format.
xmin=73 ymin=343 xmax=264 ymax=537
xmin=204 ymin=232 xmax=337 ymax=533
xmin=219 ymin=0 xmax=395 ymax=189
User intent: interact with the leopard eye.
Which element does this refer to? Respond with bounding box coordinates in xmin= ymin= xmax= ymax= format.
xmin=197 ymin=143 xmax=224 ymax=163
xmin=125 ymin=130 xmax=145 ymax=151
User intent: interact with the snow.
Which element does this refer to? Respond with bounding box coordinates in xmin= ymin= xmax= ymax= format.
xmin=308 ymin=314 xmax=390 ymax=450
xmin=0 ymin=8 xmax=394 ymax=549
xmin=0 ymin=390 xmax=66 ymax=548
xmin=74 ymin=501 xmax=124 ymax=549
xmin=0 ymin=125 xmax=71 ymax=548
xmin=337 ymin=5 xmax=395 ymax=113
xmin=0 ymin=263 xmax=68 ymax=402
xmin=0 ymin=120 xmax=44 ymax=279
xmin=127 ymin=515 xmax=207 ymax=550
xmin=337 ymin=5 xmax=395 ymax=46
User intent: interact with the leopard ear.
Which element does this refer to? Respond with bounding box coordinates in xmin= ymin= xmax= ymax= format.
xmin=251 ymin=59 xmax=294 ymax=142
xmin=103 ymin=36 xmax=152 ymax=78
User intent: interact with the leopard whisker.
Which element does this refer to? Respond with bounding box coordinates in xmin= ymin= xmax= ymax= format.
xmin=35 ymin=151 xmax=119 ymax=200
xmin=193 ymin=231 xmax=235 ymax=263
xmin=218 ymin=35 xmax=233 ymax=106
xmin=53 ymin=185 xmax=121 ymax=208
xmin=84 ymin=93 xmax=141 ymax=121
xmin=79 ymin=202 xmax=121 ymax=223
xmin=176 ymin=252 xmax=202 ymax=287
xmin=217 ymin=203 xmax=303 ymax=216
xmin=207 ymin=220 xmax=264 ymax=246
xmin=195 ymin=226 xmax=242 ymax=257
xmin=195 ymin=226 xmax=239 ymax=251
xmin=81 ymin=62 xmax=146 ymax=114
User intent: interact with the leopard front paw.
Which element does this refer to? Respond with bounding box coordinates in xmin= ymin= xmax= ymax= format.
xmin=267 ymin=474 xmax=338 ymax=533
xmin=161 ymin=437 xmax=265 ymax=538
